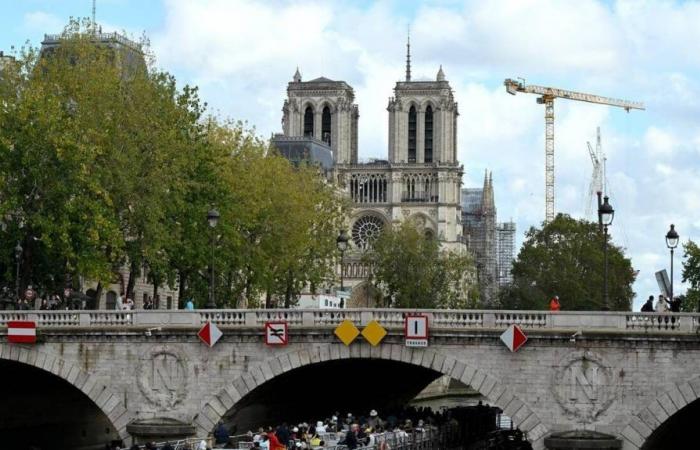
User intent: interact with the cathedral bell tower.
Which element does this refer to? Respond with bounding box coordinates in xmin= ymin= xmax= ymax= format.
xmin=387 ymin=36 xmax=458 ymax=165
xmin=281 ymin=69 xmax=359 ymax=164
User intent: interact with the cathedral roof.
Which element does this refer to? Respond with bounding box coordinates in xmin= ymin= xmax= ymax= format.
xmin=308 ymin=76 xmax=335 ymax=83
xmin=287 ymin=74 xmax=353 ymax=94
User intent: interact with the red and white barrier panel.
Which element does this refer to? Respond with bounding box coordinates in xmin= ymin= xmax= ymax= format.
xmin=7 ymin=321 xmax=37 ymax=344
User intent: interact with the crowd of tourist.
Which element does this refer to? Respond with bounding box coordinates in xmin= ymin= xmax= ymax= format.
xmin=222 ymin=406 xmax=457 ymax=450
xmin=640 ymin=294 xmax=683 ymax=313
xmin=0 ymin=284 xmax=169 ymax=311
xmin=0 ymin=285 xmax=92 ymax=310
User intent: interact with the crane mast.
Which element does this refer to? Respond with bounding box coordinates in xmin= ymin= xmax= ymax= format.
xmin=504 ymin=79 xmax=644 ymax=223
xmin=585 ymin=127 xmax=604 ymax=218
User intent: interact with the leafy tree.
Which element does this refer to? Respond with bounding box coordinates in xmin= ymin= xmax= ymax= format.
xmin=0 ymin=19 xmax=348 ymax=307
xmin=501 ymin=214 xmax=636 ymax=311
xmin=363 ymin=221 xmax=476 ymax=309
xmin=681 ymin=240 xmax=700 ymax=312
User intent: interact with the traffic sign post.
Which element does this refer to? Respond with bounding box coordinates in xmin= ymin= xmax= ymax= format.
xmin=500 ymin=324 xmax=527 ymax=353
xmin=265 ymin=321 xmax=288 ymax=346
xmin=198 ymin=321 xmax=223 ymax=348
xmin=405 ymin=314 xmax=429 ymax=347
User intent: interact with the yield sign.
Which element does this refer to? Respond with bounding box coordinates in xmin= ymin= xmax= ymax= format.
xmin=500 ymin=324 xmax=527 ymax=353
xmin=265 ymin=321 xmax=288 ymax=346
xmin=198 ymin=321 xmax=223 ymax=348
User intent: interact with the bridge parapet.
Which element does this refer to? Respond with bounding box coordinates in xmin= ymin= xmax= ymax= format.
xmin=0 ymin=309 xmax=697 ymax=333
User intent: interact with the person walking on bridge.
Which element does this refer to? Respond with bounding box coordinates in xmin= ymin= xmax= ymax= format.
xmin=641 ymin=296 xmax=654 ymax=312
xmin=655 ymin=294 xmax=669 ymax=313
xmin=549 ymin=295 xmax=560 ymax=311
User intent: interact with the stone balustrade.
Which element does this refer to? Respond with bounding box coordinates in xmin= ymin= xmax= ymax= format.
xmin=0 ymin=309 xmax=698 ymax=333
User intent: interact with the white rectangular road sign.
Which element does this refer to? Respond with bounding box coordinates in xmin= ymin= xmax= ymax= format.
xmin=655 ymin=270 xmax=671 ymax=297
xmin=265 ymin=321 xmax=288 ymax=346
xmin=405 ymin=314 xmax=429 ymax=347
xmin=405 ymin=315 xmax=429 ymax=339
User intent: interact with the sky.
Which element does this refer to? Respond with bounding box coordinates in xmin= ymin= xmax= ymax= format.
xmin=2 ymin=0 xmax=700 ymax=309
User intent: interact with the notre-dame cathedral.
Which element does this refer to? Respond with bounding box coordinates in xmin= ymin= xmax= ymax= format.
xmin=274 ymin=42 xmax=511 ymax=306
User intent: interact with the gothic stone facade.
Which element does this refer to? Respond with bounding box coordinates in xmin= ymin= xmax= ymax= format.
xmin=281 ymin=66 xmax=465 ymax=306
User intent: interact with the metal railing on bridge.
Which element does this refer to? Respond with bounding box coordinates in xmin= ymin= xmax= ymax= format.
xmin=1 ymin=309 xmax=699 ymax=333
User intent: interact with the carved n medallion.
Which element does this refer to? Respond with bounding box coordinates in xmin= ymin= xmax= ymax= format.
xmin=551 ymin=351 xmax=616 ymax=421
xmin=137 ymin=346 xmax=189 ymax=409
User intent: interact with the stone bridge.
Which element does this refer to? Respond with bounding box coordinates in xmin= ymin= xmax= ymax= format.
xmin=2 ymin=308 xmax=700 ymax=450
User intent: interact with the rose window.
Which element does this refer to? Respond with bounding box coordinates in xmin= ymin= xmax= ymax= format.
xmin=352 ymin=215 xmax=384 ymax=249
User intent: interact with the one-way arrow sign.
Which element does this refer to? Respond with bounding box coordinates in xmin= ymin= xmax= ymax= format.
xmin=500 ymin=324 xmax=527 ymax=353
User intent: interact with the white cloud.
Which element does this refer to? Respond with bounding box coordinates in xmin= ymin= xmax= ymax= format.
xmin=23 ymin=11 xmax=64 ymax=33
xmin=644 ymin=127 xmax=677 ymax=156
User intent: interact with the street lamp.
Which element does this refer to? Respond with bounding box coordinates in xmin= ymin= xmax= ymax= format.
xmin=14 ymin=242 xmax=22 ymax=299
xmin=206 ymin=208 xmax=220 ymax=309
xmin=336 ymin=230 xmax=349 ymax=291
xmin=598 ymin=196 xmax=614 ymax=310
xmin=665 ymin=224 xmax=679 ymax=301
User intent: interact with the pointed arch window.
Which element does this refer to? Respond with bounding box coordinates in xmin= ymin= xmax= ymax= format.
xmin=322 ymin=106 xmax=331 ymax=145
xmin=408 ymin=105 xmax=417 ymax=163
xmin=303 ymin=106 xmax=314 ymax=137
xmin=424 ymin=105 xmax=433 ymax=163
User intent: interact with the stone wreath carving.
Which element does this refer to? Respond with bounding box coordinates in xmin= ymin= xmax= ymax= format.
xmin=551 ymin=350 xmax=616 ymax=421
xmin=137 ymin=345 xmax=189 ymax=409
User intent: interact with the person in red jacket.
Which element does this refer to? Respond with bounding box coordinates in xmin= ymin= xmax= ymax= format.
xmin=267 ymin=431 xmax=285 ymax=450
xmin=549 ymin=295 xmax=561 ymax=311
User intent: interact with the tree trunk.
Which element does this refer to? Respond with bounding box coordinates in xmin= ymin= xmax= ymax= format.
xmin=242 ymin=267 xmax=252 ymax=309
xmin=178 ymin=269 xmax=187 ymax=308
xmin=284 ymin=270 xmax=293 ymax=308
xmin=153 ymin=276 xmax=159 ymax=309
xmin=94 ymin=281 xmax=103 ymax=310
xmin=265 ymin=289 xmax=271 ymax=309
xmin=126 ymin=259 xmax=139 ymax=301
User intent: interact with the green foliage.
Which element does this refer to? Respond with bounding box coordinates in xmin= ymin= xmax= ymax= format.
xmin=363 ymin=221 xmax=476 ymax=309
xmin=0 ymin=19 xmax=347 ymax=306
xmin=681 ymin=240 xmax=700 ymax=312
xmin=501 ymin=214 xmax=636 ymax=311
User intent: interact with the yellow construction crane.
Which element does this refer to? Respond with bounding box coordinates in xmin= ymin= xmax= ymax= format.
xmin=504 ymin=78 xmax=645 ymax=223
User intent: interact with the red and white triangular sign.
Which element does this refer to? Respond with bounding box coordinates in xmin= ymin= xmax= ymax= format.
xmin=500 ymin=324 xmax=527 ymax=352
xmin=198 ymin=321 xmax=223 ymax=348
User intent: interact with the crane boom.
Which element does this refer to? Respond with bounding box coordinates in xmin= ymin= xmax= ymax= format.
xmin=505 ymin=79 xmax=645 ymax=111
xmin=587 ymin=142 xmax=598 ymax=165
xmin=504 ymin=78 xmax=644 ymax=222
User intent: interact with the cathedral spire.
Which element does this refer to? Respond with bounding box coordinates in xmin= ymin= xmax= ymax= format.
xmin=293 ymin=67 xmax=302 ymax=83
xmin=486 ymin=171 xmax=495 ymax=212
xmin=405 ymin=26 xmax=411 ymax=82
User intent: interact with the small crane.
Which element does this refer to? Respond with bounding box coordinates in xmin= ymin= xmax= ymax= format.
xmin=504 ymin=79 xmax=644 ymax=223
xmin=585 ymin=127 xmax=605 ymax=218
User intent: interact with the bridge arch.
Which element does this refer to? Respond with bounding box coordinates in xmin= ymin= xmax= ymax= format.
xmin=621 ymin=375 xmax=700 ymax=449
xmin=0 ymin=343 xmax=130 ymax=443
xmin=197 ymin=343 xmax=549 ymax=445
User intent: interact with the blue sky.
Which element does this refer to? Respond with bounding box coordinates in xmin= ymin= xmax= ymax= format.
xmin=3 ymin=0 xmax=700 ymax=309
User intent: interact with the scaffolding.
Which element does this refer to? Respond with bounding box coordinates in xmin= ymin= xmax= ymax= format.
xmin=461 ymin=172 xmax=516 ymax=305
xmin=496 ymin=222 xmax=516 ymax=287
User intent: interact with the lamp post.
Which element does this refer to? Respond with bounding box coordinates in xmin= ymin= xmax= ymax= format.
xmin=206 ymin=208 xmax=220 ymax=309
xmin=598 ymin=196 xmax=614 ymax=310
xmin=14 ymin=242 xmax=22 ymax=299
xmin=665 ymin=224 xmax=679 ymax=301
xmin=336 ymin=230 xmax=349 ymax=292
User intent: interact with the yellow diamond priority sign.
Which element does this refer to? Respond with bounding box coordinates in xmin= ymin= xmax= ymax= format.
xmin=335 ymin=319 xmax=360 ymax=346
xmin=361 ymin=320 xmax=387 ymax=346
